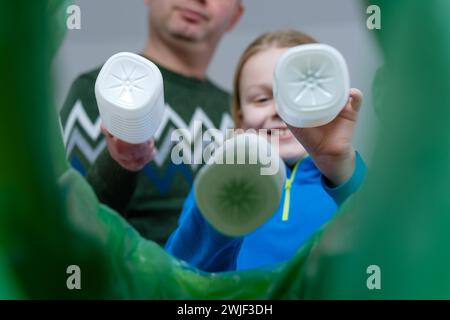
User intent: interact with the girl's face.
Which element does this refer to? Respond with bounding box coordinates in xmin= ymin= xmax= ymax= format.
xmin=238 ymin=47 xmax=307 ymax=162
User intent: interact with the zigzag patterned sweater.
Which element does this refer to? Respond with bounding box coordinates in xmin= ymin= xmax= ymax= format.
xmin=60 ymin=59 xmax=233 ymax=245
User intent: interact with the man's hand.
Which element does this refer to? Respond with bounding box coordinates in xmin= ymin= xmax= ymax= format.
xmin=101 ymin=125 xmax=156 ymax=172
xmin=288 ymin=88 xmax=363 ymax=186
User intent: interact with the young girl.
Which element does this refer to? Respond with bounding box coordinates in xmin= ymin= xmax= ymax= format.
xmin=165 ymin=30 xmax=366 ymax=271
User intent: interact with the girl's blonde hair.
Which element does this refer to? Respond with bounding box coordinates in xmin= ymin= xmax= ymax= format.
xmin=231 ymin=29 xmax=318 ymax=127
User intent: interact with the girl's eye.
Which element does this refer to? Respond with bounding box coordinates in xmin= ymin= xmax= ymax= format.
xmin=254 ymin=96 xmax=272 ymax=105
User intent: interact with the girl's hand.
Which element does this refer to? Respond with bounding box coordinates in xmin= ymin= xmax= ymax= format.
xmin=288 ymin=88 xmax=363 ymax=186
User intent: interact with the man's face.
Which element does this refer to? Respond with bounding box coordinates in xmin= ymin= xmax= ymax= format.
xmin=145 ymin=0 xmax=243 ymax=43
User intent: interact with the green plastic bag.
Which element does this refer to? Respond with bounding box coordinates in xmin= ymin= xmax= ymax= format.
xmin=0 ymin=0 xmax=314 ymax=299
xmin=297 ymin=0 xmax=450 ymax=299
xmin=2 ymin=0 xmax=450 ymax=299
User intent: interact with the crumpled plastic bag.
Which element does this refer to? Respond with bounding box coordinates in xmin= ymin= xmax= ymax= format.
xmin=2 ymin=0 xmax=450 ymax=299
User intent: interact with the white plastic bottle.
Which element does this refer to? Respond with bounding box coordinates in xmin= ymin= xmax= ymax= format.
xmin=95 ymin=52 xmax=165 ymax=144
xmin=194 ymin=133 xmax=286 ymax=237
xmin=274 ymin=44 xmax=350 ymax=128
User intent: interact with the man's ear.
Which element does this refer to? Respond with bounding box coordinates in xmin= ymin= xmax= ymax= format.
xmin=226 ymin=3 xmax=244 ymax=32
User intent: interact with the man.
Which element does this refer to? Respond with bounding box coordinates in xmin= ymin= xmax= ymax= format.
xmin=60 ymin=0 xmax=244 ymax=245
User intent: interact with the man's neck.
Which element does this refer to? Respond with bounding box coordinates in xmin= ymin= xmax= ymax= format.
xmin=143 ymin=33 xmax=216 ymax=80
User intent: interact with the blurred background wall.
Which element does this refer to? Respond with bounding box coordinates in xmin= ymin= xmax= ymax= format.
xmin=53 ymin=0 xmax=382 ymax=160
